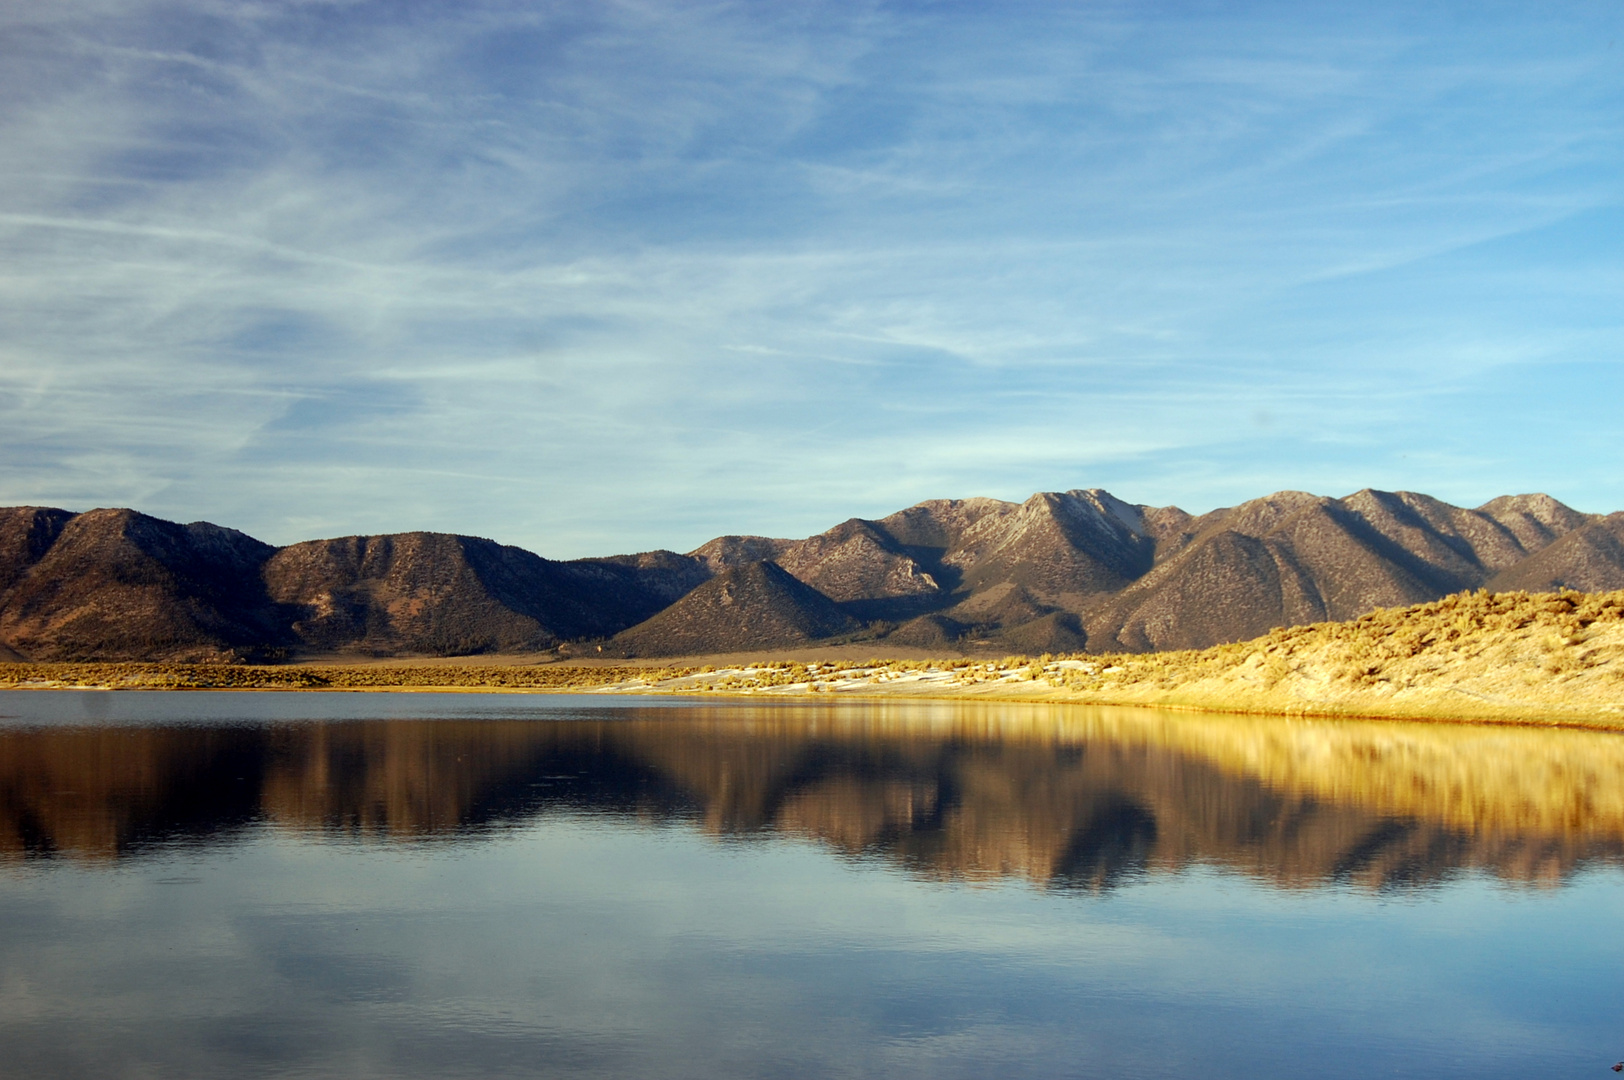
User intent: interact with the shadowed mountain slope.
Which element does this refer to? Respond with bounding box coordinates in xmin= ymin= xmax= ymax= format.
xmin=692 ymin=518 xmax=939 ymax=616
xmin=0 ymin=507 xmax=75 ymax=597
xmin=1 ymin=487 xmax=1619 ymax=660
xmin=1487 ymin=514 xmax=1624 ymax=594
xmin=264 ymin=534 xmax=705 ymax=655
xmin=874 ymin=489 xmax=1163 ymax=602
xmin=1079 ymin=490 xmax=1610 ymax=652
xmin=608 ymin=561 xmax=859 ymax=657
xmin=0 ymin=508 xmax=286 ymax=661
xmin=0 ymin=510 xmax=706 ymax=661
xmin=936 ymin=489 xmax=1158 ymax=600
xmin=676 ymin=487 xmax=1610 ymax=654
xmin=1475 ymin=493 xmax=1595 ymax=550
xmin=669 ymin=489 xmax=1187 ymax=650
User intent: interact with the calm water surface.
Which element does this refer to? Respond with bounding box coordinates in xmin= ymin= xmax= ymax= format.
xmin=2 ymin=690 xmax=1622 ymax=1078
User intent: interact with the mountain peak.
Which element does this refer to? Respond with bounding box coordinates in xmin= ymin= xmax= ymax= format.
xmin=608 ymin=561 xmax=858 ymax=657
xmin=1 ymin=487 xmax=1620 ymax=661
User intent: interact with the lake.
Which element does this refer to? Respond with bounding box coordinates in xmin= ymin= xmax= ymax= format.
xmin=1 ymin=690 xmax=1622 ymax=1078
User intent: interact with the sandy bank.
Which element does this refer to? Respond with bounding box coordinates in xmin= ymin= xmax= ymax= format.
xmin=2 ymin=589 xmax=1620 ymax=730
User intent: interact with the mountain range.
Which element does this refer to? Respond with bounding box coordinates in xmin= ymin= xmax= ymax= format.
xmin=2 ymin=488 xmax=1622 ymax=661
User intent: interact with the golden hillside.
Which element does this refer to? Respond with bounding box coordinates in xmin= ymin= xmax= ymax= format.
xmin=1031 ymin=586 xmax=1624 ymax=724
xmin=586 ymin=587 xmax=1624 ymax=725
xmin=2 ymin=589 xmax=1621 ymax=726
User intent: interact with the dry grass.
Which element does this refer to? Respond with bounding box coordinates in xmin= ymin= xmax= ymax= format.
xmin=1029 ymin=588 xmax=1624 ymax=725
xmin=3 ymin=588 xmax=1621 ymax=727
xmin=0 ymin=662 xmax=692 ymax=692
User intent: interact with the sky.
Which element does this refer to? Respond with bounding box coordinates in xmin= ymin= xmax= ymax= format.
xmin=0 ymin=0 xmax=1620 ymax=558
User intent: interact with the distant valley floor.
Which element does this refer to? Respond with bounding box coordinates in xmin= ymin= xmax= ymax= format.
xmin=4 ymin=589 xmax=1622 ymax=730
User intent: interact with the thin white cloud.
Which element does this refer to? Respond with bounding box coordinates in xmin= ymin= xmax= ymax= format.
xmin=0 ymin=0 xmax=1619 ymax=554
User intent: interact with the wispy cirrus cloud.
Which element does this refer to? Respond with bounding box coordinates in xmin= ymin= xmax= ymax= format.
xmin=0 ymin=0 xmax=1620 ymax=555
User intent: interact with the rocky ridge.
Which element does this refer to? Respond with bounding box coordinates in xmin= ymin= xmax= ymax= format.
xmin=1 ymin=487 xmax=1622 ymax=661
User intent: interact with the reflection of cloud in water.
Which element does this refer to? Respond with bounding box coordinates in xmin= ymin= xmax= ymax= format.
xmin=3 ymin=703 xmax=1624 ymax=890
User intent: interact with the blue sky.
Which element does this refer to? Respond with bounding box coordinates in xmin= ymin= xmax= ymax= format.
xmin=1 ymin=1 xmax=1620 ymax=557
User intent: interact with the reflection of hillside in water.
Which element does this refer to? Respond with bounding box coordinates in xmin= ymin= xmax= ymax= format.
xmin=3 ymin=704 xmax=1624 ymax=890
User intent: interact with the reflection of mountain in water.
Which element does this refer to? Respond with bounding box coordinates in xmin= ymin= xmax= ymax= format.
xmin=4 ymin=705 xmax=1624 ymax=891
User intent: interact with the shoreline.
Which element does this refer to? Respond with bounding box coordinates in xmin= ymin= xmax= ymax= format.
xmin=3 ymin=587 xmax=1621 ymax=731
xmin=2 ymin=660 xmax=1621 ymax=733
